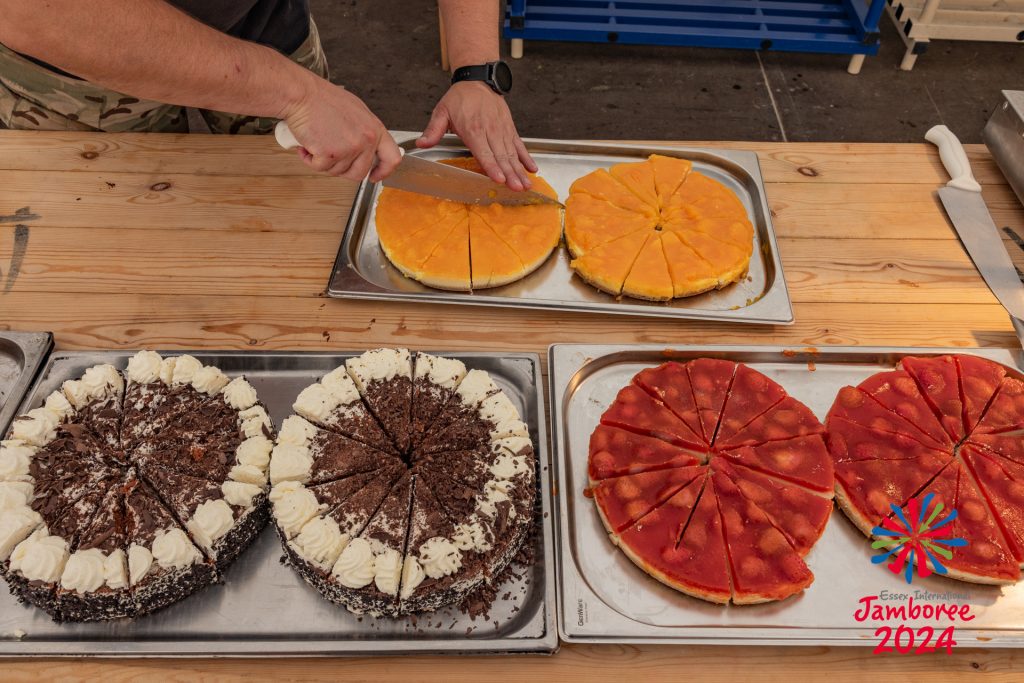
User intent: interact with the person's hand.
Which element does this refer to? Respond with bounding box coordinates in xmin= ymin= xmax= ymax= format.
xmin=282 ymin=80 xmax=402 ymax=182
xmin=417 ymin=81 xmax=537 ymax=191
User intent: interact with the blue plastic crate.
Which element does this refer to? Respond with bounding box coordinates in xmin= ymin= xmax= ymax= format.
xmin=505 ymin=0 xmax=885 ymax=55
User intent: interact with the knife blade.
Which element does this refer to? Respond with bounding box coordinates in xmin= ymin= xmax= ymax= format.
xmin=274 ymin=122 xmax=562 ymax=207
xmin=938 ymin=185 xmax=1024 ymax=320
xmin=927 ymin=124 xmax=1024 ymax=345
xmin=382 ymin=153 xmax=562 ymax=207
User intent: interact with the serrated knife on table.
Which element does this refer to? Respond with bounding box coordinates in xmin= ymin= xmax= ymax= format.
xmin=274 ymin=122 xmax=562 ymax=207
xmin=926 ymin=124 xmax=1024 ymax=348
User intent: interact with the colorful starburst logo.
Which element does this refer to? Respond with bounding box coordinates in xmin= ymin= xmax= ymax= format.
xmin=870 ymin=493 xmax=968 ymax=584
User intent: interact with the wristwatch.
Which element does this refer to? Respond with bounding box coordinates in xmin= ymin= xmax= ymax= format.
xmin=451 ymin=61 xmax=512 ymax=95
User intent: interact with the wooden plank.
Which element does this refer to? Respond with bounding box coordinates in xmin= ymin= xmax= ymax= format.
xmin=0 ymin=169 xmax=351 ymax=233
xmin=769 ymin=182 xmax=1024 ymax=240
xmin=779 ymin=237 xmax=997 ymax=304
xmin=2 ymin=643 xmax=1024 ymax=682
xmin=0 ymin=226 xmax=337 ymax=296
xmin=0 ymin=293 xmax=1015 ymax=350
xmin=3 ymin=169 xmax=1019 ymax=238
xmin=733 ymin=142 xmax=1008 ymax=186
xmin=0 ymin=224 xmax=1001 ymax=304
xmin=915 ymin=22 xmax=1024 ymax=42
xmin=13 ymin=231 xmax=985 ymax=305
xmin=899 ymin=0 xmax=1024 ymax=9
xmin=0 ymin=131 xmax=1010 ymax=185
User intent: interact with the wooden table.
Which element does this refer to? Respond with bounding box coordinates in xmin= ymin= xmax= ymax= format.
xmin=2 ymin=131 xmax=1024 ymax=681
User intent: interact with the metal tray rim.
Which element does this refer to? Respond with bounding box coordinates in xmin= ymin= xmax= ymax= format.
xmin=0 ymin=331 xmax=53 ymax=438
xmin=548 ymin=342 xmax=1024 ymax=648
xmin=327 ymin=133 xmax=794 ymax=325
xmin=2 ymin=348 xmax=558 ymax=657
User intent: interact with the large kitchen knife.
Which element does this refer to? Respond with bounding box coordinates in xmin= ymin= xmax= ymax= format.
xmin=274 ymin=122 xmax=562 ymax=207
xmin=926 ymin=124 xmax=1024 ymax=346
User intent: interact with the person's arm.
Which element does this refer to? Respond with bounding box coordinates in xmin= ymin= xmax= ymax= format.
xmin=0 ymin=0 xmax=400 ymax=180
xmin=417 ymin=0 xmax=537 ymax=191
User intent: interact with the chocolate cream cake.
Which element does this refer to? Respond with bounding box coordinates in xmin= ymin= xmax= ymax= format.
xmin=270 ymin=348 xmax=536 ymax=617
xmin=0 ymin=351 xmax=273 ymax=621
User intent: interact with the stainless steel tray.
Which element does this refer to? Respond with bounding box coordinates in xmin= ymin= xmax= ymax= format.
xmin=328 ymin=133 xmax=793 ymax=324
xmin=0 ymin=331 xmax=52 ymax=438
xmin=550 ymin=343 xmax=1024 ymax=647
xmin=984 ymin=90 xmax=1024 ymax=209
xmin=1 ymin=350 xmax=557 ymax=656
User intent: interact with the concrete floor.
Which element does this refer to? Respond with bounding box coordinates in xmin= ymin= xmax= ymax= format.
xmin=312 ymin=0 xmax=1023 ymax=144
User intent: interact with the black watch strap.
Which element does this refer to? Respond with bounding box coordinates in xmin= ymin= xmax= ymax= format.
xmin=451 ymin=61 xmax=511 ymax=95
xmin=451 ymin=64 xmax=490 ymax=83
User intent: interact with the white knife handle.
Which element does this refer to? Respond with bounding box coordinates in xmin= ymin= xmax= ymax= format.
xmin=274 ymin=120 xmax=405 ymax=177
xmin=275 ymin=121 xmax=302 ymax=150
xmin=925 ymin=124 xmax=982 ymax=193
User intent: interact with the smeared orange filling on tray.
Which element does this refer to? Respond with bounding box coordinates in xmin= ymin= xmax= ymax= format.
xmin=566 ymin=154 xmax=755 ymax=301
xmin=375 ymin=157 xmax=562 ymax=291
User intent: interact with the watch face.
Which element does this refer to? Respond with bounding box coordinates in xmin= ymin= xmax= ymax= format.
xmin=492 ymin=61 xmax=512 ymax=93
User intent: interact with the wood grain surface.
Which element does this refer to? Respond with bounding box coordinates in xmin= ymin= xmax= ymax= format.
xmin=1 ymin=130 xmax=1023 ymax=680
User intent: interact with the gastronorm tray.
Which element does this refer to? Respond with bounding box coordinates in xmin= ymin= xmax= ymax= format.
xmin=328 ymin=132 xmax=793 ymax=325
xmin=550 ymin=343 xmax=1024 ymax=647
xmin=1 ymin=350 xmax=557 ymax=656
xmin=0 ymin=331 xmax=52 ymax=439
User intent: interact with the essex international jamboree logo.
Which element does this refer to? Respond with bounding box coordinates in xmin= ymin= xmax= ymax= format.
xmin=870 ymin=492 xmax=968 ymax=584
xmin=854 ymin=493 xmax=975 ymax=654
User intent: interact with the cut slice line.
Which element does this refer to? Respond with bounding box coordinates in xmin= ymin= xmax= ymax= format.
xmin=619 ymin=468 xmax=707 ymax=546
xmin=967 ymin=437 xmax=1024 ymax=468
xmin=466 ymin=211 xmax=475 ymax=292
xmin=714 ymin=395 xmax=787 ymax=453
xmin=599 ymin=384 xmax=706 ymax=451
xmin=587 ymin=422 xmax=703 ymax=482
xmin=598 ymin=418 xmax=701 ymax=453
xmin=593 ymin=466 xmax=706 ymax=536
xmin=876 ymin=457 xmax=959 ymax=530
xmin=630 ymin=366 xmax=707 ymax=450
xmin=618 ymin=232 xmax=662 ymax=299
xmin=673 ymin=471 xmax=709 ymax=550
xmin=472 ymin=211 xmax=527 ymax=271
xmin=955 ymin=355 xmax=1007 ymax=436
xmin=420 ymin=215 xmax=470 ymax=275
xmin=706 ymin=362 xmax=740 ymax=448
xmin=569 ymin=169 xmax=657 ymax=216
xmin=570 ymin=227 xmax=651 ymax=297
xmin=712 ymin=461 xmax=811 ymax=558
xmin=607 ymin=162 xmax=661 ymax=210
xmin=393 ymin=475 xmax=420 ymax=605
xmin=826 ymin=415 xmax=954 ymax=465
xmin=961 ymin=446 xmax=1024 ymax=565
xmin=131 ymin=475 xmax=217 ymax=565
xmin=972 ymin=377 xmax=1024 ymax=436
xmin=590 ymin=454 xmax=706 ymax=482
xmin=831 ymin=396 xmax=957 ymax=454
xmin=718 ymin=455 xmax=835 ymax=500
xmin=708 ymin=476 xmax=736 ymax=603
xmin=860 ymin=390 xmax=956 ymax=451
xmin=957 ymin=448 xmax=1020 ymax=563
xmin=685 ymin=358 xmax=738 ymax=446
xmin=901 ymin=356 xmax=965 ymax=443
xmin=834 ymin=449 xmax=956 ymax=537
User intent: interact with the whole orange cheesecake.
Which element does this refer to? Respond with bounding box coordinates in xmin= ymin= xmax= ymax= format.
xmin=374 ymin=158 xmax=562 ymax=291
xmin=566 ymin=154 xmax=754 ymax=301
